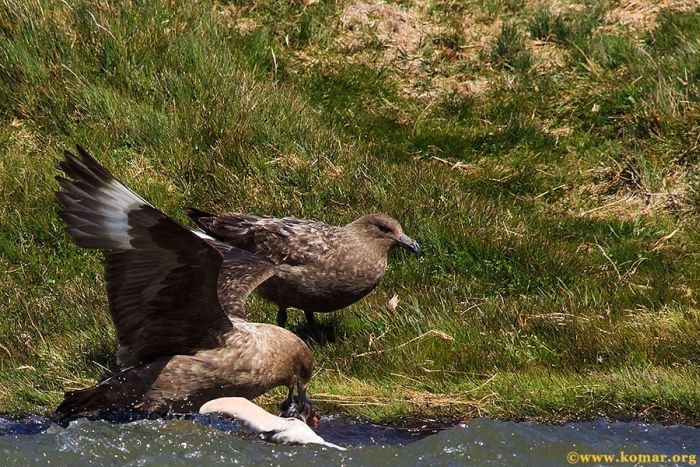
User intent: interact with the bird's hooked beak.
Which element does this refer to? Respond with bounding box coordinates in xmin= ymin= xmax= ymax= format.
xmin=279 ymin=388 xmax=318 ymax=427
xmin=396 ymin=234 xmax=421 ymax=254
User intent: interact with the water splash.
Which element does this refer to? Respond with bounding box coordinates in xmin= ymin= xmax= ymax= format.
xmin=1 ymin=415 xmax=697 ymax=466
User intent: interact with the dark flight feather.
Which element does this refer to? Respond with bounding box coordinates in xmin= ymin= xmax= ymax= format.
xmin=56 ymin=147 xmax=274 ymax=367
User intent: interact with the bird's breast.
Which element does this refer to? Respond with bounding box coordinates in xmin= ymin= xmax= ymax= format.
xmin=258 ymin=250 xmax=387 ymax=313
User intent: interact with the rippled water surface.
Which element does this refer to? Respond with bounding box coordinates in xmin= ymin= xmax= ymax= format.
xmin=1 ymin=415 xmax=698 ymax=466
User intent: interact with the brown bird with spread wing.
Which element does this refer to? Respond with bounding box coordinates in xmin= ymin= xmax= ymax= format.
xmin=54 ymin=146 xmax=314 ymax=422
xmin=188 ymin=208 xmax=421 ymax=339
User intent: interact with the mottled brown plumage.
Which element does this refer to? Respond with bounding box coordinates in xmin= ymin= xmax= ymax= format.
xmin=54 ymin=146 xmax=314 ymax=420
xmin=188 ymin=208 xmax=421 ymax=337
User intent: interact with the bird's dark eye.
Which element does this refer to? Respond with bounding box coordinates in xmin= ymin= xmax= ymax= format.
xmin=377 ymin=224 xmax=392 ymax=234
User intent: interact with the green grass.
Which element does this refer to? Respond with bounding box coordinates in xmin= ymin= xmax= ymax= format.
xmin=0 ymin=0 xmax=699 ymax=425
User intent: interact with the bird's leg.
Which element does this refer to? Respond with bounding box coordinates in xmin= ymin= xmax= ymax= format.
xmin=277 ymin=307 xmax=288 ymax=328
xmin=304 ymin=310 xmax=324 ymax=343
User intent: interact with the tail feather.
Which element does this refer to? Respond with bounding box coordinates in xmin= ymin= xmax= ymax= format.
xmin=187 ymin=207 xmax=215 ymax=230
xmin=187 ymin=209 xmax=259 ymax=245
xmin=54 ymin=386 xmax=106 ymax=418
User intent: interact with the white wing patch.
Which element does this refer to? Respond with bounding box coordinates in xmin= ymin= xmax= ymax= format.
xmin=96 ymin=179 xmax=147 ymax=249
xmin=106 ymin=184 xmax=217 ymax=246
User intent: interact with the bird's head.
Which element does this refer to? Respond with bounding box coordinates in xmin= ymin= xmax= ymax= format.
xmin=279 ymin=392 xmax=317 ymax=427
xmin=348 ymin=213 xmax=421 ymax=255
xmin=279 ymin=349 xmax=317 ymax=426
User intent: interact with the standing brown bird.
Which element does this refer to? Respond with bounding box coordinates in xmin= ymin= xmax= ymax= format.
xmin=54 ymin=146 xmax=314 ymax=422
xmin=188 ymin=207 xmax=421 ymax=339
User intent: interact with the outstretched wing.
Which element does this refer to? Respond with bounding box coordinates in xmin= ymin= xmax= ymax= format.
xmin=56 ymin=146 xmax=274 ymax=367
xmin=188 ymin=209 xmax=339 ymax=266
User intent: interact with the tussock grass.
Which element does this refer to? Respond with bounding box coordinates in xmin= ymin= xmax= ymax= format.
xmin=490 ymin=22 xmax=531 ymax=70
xmin=0 ymin=0 xmax=699 ymax=424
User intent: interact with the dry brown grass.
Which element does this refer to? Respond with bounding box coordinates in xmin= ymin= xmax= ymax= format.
xmin=604 ymin=0 xmax=699 ymax=32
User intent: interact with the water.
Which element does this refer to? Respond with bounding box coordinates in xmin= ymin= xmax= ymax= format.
xmin=1 ymin=415 xmax=698 ymax=466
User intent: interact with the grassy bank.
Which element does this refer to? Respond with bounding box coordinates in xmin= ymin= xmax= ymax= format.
xmin=1 ymin=0 xmax=699 ymax=425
